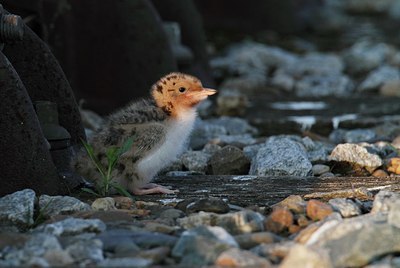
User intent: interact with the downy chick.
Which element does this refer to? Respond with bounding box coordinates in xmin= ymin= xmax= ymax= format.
xmin=73 ymin=72 xmax=217 ymax=195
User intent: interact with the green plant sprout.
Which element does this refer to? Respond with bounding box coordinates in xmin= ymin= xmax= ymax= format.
xmin=81 ymin=136 xmax=134 ymax=198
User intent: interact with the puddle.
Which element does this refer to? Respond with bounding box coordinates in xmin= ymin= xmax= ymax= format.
xmin=271 ymin=101 xmax=327 ymax=110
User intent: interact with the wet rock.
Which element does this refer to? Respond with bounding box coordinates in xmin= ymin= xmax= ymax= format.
xmin=66 ymin=238 xmax=104 ymax=263
xmin=280 ymin=244 xmax=332 ymax=268
xmin=186 ymin=198 xmax=230 ymax=214
xmin=91 ymin=197 xmax=117 ymax=211
xmin=343 ymin=41 xmax=393 ymax=74
xmin=0 ymin=189 xmax=35 ymax=230
xmin=343 ymin=129 xmax=377 ymax=143
xmin=286 ymin=52 xmax=344 ymax=77
xmin=295 ymin=74 xmax=354 ymax=97
xmin=209 ymin=146 xmax=250 ymax=175
xmin=98 ymin=257 xmax=152 ymax=268
xmin=215 ymin=248 xmax=272 ymax=267
xmin=250 ymin=137 xmax=312 ymax=177
xmin=371 ymin=190 xmax=400 ymax=213
xmin=234 ymin=232 xmax=283 ymax=249
xmin=216 ymin=90 xmax=249 ymax=116
xmin=37 ymin=218 xmax=106 ymax=236
xmin=274 ymin=195 xmax=307 ymax=214
xmin=312 ymin=164 xmax=330 ymax=176
xmin=358 ymin=65 xmax=400 ymax=92
xmin=329 ymin=143 xmax=383 ymax=172
xmin=328 ymin=198 xmax=362 ymax=218
xmin=180 ymin=151 xmax=210 ymax=173
xmin=172 ymin=226 xmax=238 ymax=266
xmin=306 ymin=200 xmax=334 ymax=221
xmin=39 ymin=195 xmax=91 ymax=218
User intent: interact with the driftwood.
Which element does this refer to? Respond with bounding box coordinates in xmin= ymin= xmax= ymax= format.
xmin=138 ymin=175 xmax=400 ymax=207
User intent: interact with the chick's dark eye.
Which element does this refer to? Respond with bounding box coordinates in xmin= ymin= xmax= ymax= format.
xmin=179 ymin=87 xmax=186 ymax=93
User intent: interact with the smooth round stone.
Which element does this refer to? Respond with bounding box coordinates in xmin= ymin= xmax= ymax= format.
xmin=312 ymin=164 xmax=330 ymax=176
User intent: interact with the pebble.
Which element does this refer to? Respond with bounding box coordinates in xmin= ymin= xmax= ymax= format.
xmin=265 ymin=207 xmax=294 ymax=233
xmin=37 ymin=218 xmax=106 ymax=236
xmin=113 ymin=196 xmax=134 ymax=209
xmin=215 ymin=248 xmax=272 ymax=267
xmin=180 ymin=150 xmax=210 ymax=173
xmin=387 ymin=157 xmax=400 ymax=174
xmin=372 ymin=169 xmax=389 ymax=177
xmin=234 ymin=232 xmax=283 ymax=249
xmin=186 ymin=197 xmax=230 ymax=214
xmin=358 ymin=65 xmax=400 ymax=92
xmin=328 ymin=198 xmax=362 ymax=218
xmin=371 ymin=190 xmax=400 ymax=213
xmin=306 ymin=199 xmax=334 ymax=221
xmin=380 ymin=79 xmax=400 ymax=97
xmin=91 ymin=197 xmax=117 ymax=211
xmin=312 ymin=164 xmax=330 ymax=176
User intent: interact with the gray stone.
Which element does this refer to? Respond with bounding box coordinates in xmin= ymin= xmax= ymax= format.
xmin=280 ymin=244 xmax=333 ymax=268
xmin=66 ymin=238 xmax=104 ymax=263
xmin=0 ymin=189 xmax=36 ymax=230
xmin=329 ymin=143 xmax=383 ymax=172
xmin=38 ymin=218 xmax=106 ymax=236
xmin=209 ymin=146 xmax=250 ymax=175
xmin=328 ymin=198 xmax=362 ymax=218
xmin=39 ymin=195 xmax=91 ymax=217
xmin=234 ymin=232 xmax=283 ymax=249
xmin=251 ymin=241 xmax=296 ymax=260
xmin=202 ymin=143 xmax=222 ymax=155
xmin=343 ymin=41 xmax=393 ymax=74
xmin=312 ymin=164 xmax=331 ymax=176
xmin=98 ymin=258 xmax=152 ymax=267
xmin=358 ymin=65 xmax=400 ymax=92
xmin=186 ymin=198 xmax=230 ymax=214
xmin=43 ymin=249 xmax=74 ymax=267
xmin=206 ymin=116 xmax=258 ymax=136
xmin=343 ymin=129 xmax=377 ymax=143
xmin=177 ymin=211 xmax=219 ymax=229
xmin=295 ymin=74 xmax=354 ymax=97
xmin=306 ymin=213 xmax=400 ymax=267
xmin=286 ymin=52 xmax=344 ymax=76
xmin=250 ymin=137 xmax=312 ymax=177
xmin=371 ymin=190 xmax=400 ymax=213
xmin=180 ymin=151 xmax=210 ymax=173
xmin=243 ymin=144 xmax=263 ymax=162
xmin=172 ymin=225 xmax=238 ymax=266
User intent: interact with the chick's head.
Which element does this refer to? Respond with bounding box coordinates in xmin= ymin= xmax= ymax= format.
xmin=151 ymin=72 xmax=217 ymax=117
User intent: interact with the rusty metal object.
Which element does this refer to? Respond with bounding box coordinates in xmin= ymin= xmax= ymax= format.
xmin=0 ymin=12 xmax=24 ymax=42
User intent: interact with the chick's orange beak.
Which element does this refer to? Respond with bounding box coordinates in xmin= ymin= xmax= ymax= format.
xmin=202 ymin=88 xmax=217 ymax=96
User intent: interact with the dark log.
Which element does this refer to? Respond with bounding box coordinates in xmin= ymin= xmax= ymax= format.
xmin=139 ymin=175 xmax=400 ymax=207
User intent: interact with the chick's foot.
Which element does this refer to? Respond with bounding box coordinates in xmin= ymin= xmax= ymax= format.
xmin=133 ymin=183 xmax=179 ymax=195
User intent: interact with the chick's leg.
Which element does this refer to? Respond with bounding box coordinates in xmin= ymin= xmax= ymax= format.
xmin=133 ymin=183 xmax=179 ymax=195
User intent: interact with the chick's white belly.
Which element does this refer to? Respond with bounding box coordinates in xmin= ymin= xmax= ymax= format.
xmin=135 ymin=117 xmax=195 ymax=184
